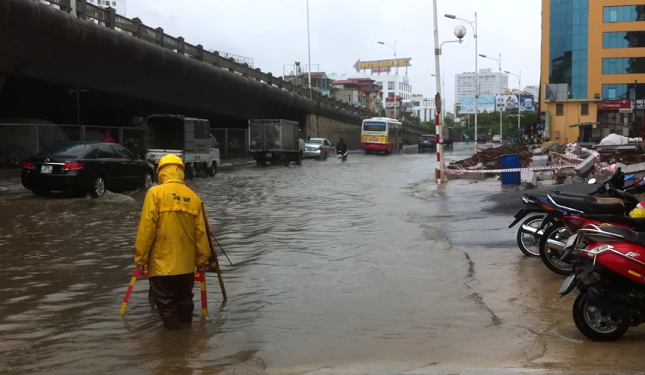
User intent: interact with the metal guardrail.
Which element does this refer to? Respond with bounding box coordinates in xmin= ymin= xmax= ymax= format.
xmin=33 ymin=0 xmax=376 ymax=118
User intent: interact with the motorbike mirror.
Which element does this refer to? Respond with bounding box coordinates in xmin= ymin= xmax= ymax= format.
xmin=625 ymin=174 xmax=635 ymax=181
xmin=588 ymin=178 xmax=597 ymax=185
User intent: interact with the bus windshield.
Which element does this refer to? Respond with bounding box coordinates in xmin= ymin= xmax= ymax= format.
xmin=363 ymin=121 xmax=386 ymax=132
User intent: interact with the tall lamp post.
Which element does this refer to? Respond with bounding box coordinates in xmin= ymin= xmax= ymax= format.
xmin=505 ymin=70 xmax=522 ymax=139
xmin=378 ymin=41 xmax=397 ymax=119
xmin=445 ymin=13 xmax=478 ymax=152
xmin=433 ymin=0 xmax=467 ymax=184
xmin=480 ymin=53 xmax=503 ymax=143
xmin=306 ymin=0 xmax=312 ymax=100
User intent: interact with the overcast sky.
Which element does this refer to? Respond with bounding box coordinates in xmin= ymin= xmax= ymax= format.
xmin=127 ymin=0 xmax=541 ymax=112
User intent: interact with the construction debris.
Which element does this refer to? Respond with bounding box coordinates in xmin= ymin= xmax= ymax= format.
xmin=449 ymin=145 xmax=534 ymax=169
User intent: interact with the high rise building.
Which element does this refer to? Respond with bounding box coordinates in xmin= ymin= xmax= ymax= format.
xmin=454 ymin=68 xmax=508 ymax=103
xmin=540 ymin=1 xmax=645 ymax=143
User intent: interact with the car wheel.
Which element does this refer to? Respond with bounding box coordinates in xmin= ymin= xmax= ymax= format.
xmin=296 ymin=151 xmax=303 ymax=166
xmin=323 ymin=152 xmax=328 ymax=161
xmin=186 ymin=164 xmax=197 ymax=180
xmin=141 ymin=171 xmax=153 ymax=191
xmin=208 ymin=162 xmax=217 ymax=177
xmin=90 ymin=175 xmax=106 ymax=198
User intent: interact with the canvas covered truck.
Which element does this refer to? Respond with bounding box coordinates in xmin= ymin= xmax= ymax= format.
xmin=442 ymin=126 xmax=456 ymax=148
xmin=248 ymin=119 xmax=305 ymax=167
xmin=144 ymin=115 xmax=220 ymax=179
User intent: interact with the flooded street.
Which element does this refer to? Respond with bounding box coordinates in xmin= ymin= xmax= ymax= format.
xmin=1 ymin=144 xmax=645 ymax=374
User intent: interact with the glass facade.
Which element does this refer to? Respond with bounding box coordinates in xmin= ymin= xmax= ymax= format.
xmin=603 ymin=5 xmax=645 ymax=23
xmin=549 ymin=0 xmax=588 ymax=99
xmin=602 ymin=83 xmax=645 ymax=100
xmin=603 ymin=58 xmax=645 ymax=74
xmin=603 ymin=31 xmax=645 ymax=48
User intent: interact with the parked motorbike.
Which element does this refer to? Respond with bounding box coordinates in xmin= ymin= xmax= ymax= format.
xmin=337 ymin=150 xmax=348 ymax=162
xmin=510 ymin=169 xmax=637 ymax=257
xmin=538 ymin=173 xmax=645 ymax=275
xmin=559 ymin=222 xmax=645 ymax=341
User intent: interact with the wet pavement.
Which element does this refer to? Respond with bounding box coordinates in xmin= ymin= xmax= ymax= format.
xmin=1 ymin=143 xmax=644 ymax=375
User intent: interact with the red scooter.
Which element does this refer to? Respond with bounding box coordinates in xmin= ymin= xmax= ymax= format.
xmin=559 ymin=221 xmax=645 ymax=341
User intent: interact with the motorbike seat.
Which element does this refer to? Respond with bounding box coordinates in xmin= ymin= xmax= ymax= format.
xmin=592 ymin=225 xmax=645 ymax=246
xmin=550 ymin=195 xmax=625 ymax=215
xmin=582 ymin=214 xmax=645 ymax=232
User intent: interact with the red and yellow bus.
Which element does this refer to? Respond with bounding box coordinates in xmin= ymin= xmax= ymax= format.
xmin=360 ymin=117 xmax=402 ymax=155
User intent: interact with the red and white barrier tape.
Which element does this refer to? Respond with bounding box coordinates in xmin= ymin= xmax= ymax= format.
xmin=442 ymin=163 xmax=578 ymax=175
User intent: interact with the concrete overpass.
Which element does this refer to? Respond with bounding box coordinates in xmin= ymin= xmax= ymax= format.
xmin=0 ymin=0 xmax=424 ymax=149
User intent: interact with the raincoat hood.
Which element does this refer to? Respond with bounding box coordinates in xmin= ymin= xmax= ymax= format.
xmin=158 ymin=164 xmax=185 ymax=184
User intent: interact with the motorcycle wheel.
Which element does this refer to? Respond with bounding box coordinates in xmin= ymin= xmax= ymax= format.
xmin=538 ymin=222 xmax=574 ymax=276
xmin=572 ymin=291 xmax=629 ymax=341
xmin=516 ymin=215 xmax=546 ymax=257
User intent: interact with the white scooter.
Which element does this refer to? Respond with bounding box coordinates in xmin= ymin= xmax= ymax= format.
xmin=337 ymin=150 xmax=348 ymax=162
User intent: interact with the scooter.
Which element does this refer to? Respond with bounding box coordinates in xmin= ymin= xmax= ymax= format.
xmin=337 ymin=150 xmax=348 ymax=162
xmin=559 ymin=222 xmax=645 ymax=341
xmin=538 ymin=174 xmax=645 ymax=275
xmin=510 ymin=169 xmax=637 ymax=258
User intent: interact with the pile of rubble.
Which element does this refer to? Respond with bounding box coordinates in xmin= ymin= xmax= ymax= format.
xmin=449 ymin=144 xmax=535 ymax=170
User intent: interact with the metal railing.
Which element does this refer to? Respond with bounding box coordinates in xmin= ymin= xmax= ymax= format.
xmin=32 ymin=0 xmax=374 ymax=118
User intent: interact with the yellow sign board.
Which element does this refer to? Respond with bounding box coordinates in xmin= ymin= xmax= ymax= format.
xmin=354 ymin=58 xmax=412 ymax=72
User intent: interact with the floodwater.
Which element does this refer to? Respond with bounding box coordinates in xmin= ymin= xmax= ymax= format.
xmin=1 ymin=144 xmax=645 ymax=375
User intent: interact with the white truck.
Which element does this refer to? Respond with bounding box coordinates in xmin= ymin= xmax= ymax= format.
xmin=144 ymin=115 xmax=220 ymax=179
xmin=248 ymin=119 xmax=305 ymax=167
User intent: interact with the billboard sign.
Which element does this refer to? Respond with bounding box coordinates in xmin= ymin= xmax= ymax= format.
xmin=371 ymin=67 xmax=391 ymax=74
xmin=459 ymin=96 xmax=495 ymax=114
xmin=598 ymin=100 xmax=632 ymax=111
xmin=496 ymin=95 xmax=520 ymax=113
xmin=520 ymin=95 xmax=536 ymax=112
xmin=354 ymin=58 xmax=412 ymax=72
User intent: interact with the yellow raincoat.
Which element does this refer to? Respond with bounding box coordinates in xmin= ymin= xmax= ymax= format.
xmin=134 ymin=164 xmax=210 ymax=277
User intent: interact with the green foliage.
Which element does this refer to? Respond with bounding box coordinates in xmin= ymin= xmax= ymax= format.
xmin=455 ymin=112 xmax=540 ymax=139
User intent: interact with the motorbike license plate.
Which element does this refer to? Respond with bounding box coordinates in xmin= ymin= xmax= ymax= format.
xmin=266 ymin=153 xmax=272 ymax=157
xmin=558 ymin=274 xmax=576 ymax=295
xmin=41 ymin=165 xmax=53 ymax=174
xmin=565 ymin=233 xmax=578 ymax=249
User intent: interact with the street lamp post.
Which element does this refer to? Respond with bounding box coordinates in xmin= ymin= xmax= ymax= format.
xmin=445 ymin=13 xmax=478 ymax=152
xmin=480 ymin=53 xmax=503 ymax=143
xmin=433 ymin=2 xmax=466 ymax=184
xmin=378 ymin=41 xmax=397 ymax=119
xmin=306 ymin=0 xmax=312 ymax=100
xmin=505 ymin=70 xmax=522 ymax=138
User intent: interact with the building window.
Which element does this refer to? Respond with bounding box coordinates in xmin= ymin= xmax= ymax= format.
xmin=549 ymin=0 xmax=589 ymax=99
xmin=388 ymin=81 xmax=394 ymax=90
xmin=556 ymin=103 xmax=564 ymax=116
xmin=600 ymin=83 xmax=645 ymax=100
xmin=581 ymin=103 xmax=589 ymax=115
xmin=603 ymin=58 xmax=645 ymax=74
xmin=112 ymin=1 xmax=116 ymax=4
xmin=603 ymin=6 xmax=645 ymax=23
xmin=603 ymin=31 xmax=645 ymax=49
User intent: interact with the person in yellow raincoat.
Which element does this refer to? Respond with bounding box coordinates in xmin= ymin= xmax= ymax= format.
xmin=134 ymin=154 xmax=210 ymax=329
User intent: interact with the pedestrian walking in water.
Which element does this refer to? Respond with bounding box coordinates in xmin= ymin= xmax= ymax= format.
xmin=134 ymin=154 xmax=210 ymax=329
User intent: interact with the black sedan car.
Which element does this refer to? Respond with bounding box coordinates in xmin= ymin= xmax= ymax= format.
xmin=22 ymin=142 xmax=156 ymax=198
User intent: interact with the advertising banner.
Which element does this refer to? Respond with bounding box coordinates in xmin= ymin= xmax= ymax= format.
xmin=496 ymin=95 xmax=520 ymax=113
xmin=520 ymin=95 xmax=536 ymax=112
xmin=459 ymin=96 xmax=495 ymax=114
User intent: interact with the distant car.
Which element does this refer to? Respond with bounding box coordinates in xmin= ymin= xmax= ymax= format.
xmin=418 ymin=134 xmax=436 ymax=153
xmin=477 ymin=134 xmax=488 ymax=143
xmin=492 ymin=135 xmax=501 ymax=143
xmin=304 ymin=138 xmax=336 ymax=160
xmin=21 ymin=141 xmax=156 ymax=198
